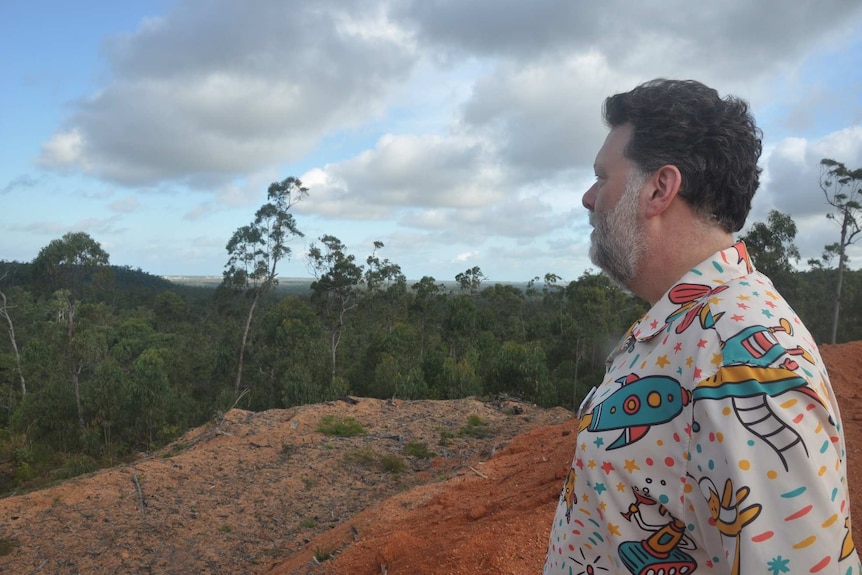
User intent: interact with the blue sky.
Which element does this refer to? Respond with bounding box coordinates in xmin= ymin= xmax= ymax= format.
xmin=3 ymin=1 xmax=862 ymax=283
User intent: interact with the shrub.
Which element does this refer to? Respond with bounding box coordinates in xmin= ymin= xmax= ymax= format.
xmin=314 ymin=545 xmax=333 ymax=562
xmin=317 ymin=415 xmax=366 ymax=437
xmin=460 ymin=414 xmax=491 ymax=438
xmin=404 ymin=440 xmax=435 ymax=459
xmin=438 ymin=429 xmax=455 ymax=446
xmin=341 ymin=446 xmax=377 ymax=469
xmin=53 ymin=455 xmax=99 ymax=480
xmin=380 ymin=454 xmax=406 ymax=474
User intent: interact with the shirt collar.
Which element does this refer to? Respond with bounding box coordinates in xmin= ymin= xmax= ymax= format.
xmin=629 ymin=241 xmax=755 ymax=343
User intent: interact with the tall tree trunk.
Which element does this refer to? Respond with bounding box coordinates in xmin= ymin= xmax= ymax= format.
xmin=235 ymin=291 xmax=260 ymax=395
xmin=330 ymin=326 xmax=339 ymax=390
xmin=830 ymin=215 xmax=850 ymax=344
xmin=72 ymin=364 xmax=84 ymax=430
xmin=67 ymin=300 xmax=84 ymax=429
xmin=0 ymin=288 xmax=26 ymax=397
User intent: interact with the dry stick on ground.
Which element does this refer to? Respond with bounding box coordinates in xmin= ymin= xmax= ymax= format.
xmin=131 ymin=474 xmax=147 ymax=517
xmin=468 ymin=466 xmax=488 ymax=479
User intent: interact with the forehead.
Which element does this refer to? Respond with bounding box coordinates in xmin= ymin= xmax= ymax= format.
xmin=594 ymin=123 xmax=633 ymax=169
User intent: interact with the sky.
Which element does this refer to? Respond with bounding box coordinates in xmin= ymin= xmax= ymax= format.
xmin=3 ymin=1 xmax=862 ymax=284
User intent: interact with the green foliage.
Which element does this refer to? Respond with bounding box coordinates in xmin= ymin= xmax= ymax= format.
xmin=317 ymin=415 xmax=366 ymax=437
xmin=308 ymin=235 xmax=365 ymax=390
xmin=380 ymin=453 xmax=406 ymax=474
xmin=489 ymin=340 xmax=554 ymax=405
xmin=404 ymin=440 xmax=435 ymax=459
xmin=341 ymin=446 xmax=378 ymax=469
xmin=460 ymin=414 xmax=491 ymax=438
xmin=455 ymin=266 xmax=486 ymax=294
xmin=438 ymin=351 xmax=483 ymax=399
xmin=300 ymin=518 xmax=316 ymax=528
xmin=353 ymin=323 xmax=427 ymax=399
xmin=341 ymin=447 xmax=406 ymax=475
xmin=31 ymin=231 xmax=111 ymax=297
xmin=739 ymin=210 xmax=800 ymax=279
xmin=438 ymin=428 xmax=455 ymax=446
xmin=53 ymin=454 xmax=99 ymax=480
xmin=466 ymin=414 xmax=483 ymax=427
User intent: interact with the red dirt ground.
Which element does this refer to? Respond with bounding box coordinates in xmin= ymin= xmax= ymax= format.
xmin=1 ymin=341 xmax=860 ymax=575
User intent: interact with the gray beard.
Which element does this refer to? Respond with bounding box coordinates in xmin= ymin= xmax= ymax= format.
xmin=587 ymin=173 xmax=645 ymax=289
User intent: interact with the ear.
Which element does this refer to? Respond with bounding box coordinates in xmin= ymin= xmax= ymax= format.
xmin=644 ymin=165 xmax=682 ymax=218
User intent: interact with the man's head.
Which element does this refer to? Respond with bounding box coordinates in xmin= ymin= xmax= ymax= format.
xmin=602 ymin=78 xmax=762 ymax=233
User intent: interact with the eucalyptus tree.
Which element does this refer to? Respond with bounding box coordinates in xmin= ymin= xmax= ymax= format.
xmin=739 ymin=211 xmax=800 ymax=277
xmin=31 ymin=232 xmax=110 ymax=429
xmin=0 ymin=274 xmax=26 ymax=398
xmin=410 ymin=276 xmax=446 ymax=361
xmin=563 ymin=271 xmax=645 ymax=407
xmin=222 ymin=177 xmax=308 ymax=395
xmin=455 ymin=266 xmax=485 ymax=294
xmin=307 ymin=235 xmax=364 ymax=391
xmin=253 ymin=295 xmax=330 ymax=408
xmin=818 ymin=159 xmax=861 ymax=343
xmin=363 ymin=240 xmax=408 ymax=333
xmin=738 ymin=210 xmax=801 ymax=298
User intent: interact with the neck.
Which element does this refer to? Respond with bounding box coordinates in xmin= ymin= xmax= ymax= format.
xmin=630 ymin=218 xmax=734 ymax=305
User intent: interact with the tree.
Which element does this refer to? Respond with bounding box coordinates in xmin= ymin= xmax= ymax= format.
xmin=739 ymin=210 xmax=800 ymax=277
xmin=363 ymin=241 xmax=408 ymax=333
xmin=222 ymin=177 xmax=308 ymax=395
xmin=819 ymin=159 xmax=862 ymax=343
xmin=0 ymin=275 xmax=26 ymax=398
xmin=32 ymin=232 xmax=110 ymax=429
xmin=307 ymin=235 xmax=364 ymax=391
xmin=130 ymin=348 xmax=172 ymax=449
xmin=410 ymin=276 xmax=446 ymax=361
xmin=253 ymin=295 xmax=330 ymax=408
xmin=455 ymin=266 xmax=485 ymax=294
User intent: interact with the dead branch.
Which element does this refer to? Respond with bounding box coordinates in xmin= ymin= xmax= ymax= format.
xmin=131 ymin=473 xmax=147 ymax=517
xmin=468 ymin=466 xmax=488 ymax=479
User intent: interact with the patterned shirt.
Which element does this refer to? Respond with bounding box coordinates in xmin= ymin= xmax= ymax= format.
xmin=544 ymin=242 xmax=860 ymax=575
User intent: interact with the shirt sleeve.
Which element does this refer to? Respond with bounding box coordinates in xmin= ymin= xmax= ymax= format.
xmin=684 ymin=367 xmax=858 ymax=575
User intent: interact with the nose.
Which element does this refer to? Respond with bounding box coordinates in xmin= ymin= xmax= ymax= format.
xmin=582 ymin=182 xmax=597 ymax=211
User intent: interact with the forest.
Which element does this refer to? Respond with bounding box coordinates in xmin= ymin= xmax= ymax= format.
xmin=1 ymin=175 xmax=860 ymax=496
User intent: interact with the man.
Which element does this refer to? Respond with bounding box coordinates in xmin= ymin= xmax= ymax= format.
xmin=544 ymin=79 xmax=860 ymax=575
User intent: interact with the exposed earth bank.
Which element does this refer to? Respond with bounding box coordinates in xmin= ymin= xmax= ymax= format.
xmin=1 ymin=341 xmax=861 ymax=575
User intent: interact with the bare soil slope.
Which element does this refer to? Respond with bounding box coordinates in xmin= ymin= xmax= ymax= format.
xmin=1 ymin=341 xmax=860 ymax=575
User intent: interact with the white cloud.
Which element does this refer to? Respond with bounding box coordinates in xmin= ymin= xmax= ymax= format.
xmin=453 ymin=251 xmax=477 ymax=263
xmin=38 ymin=129 xmax=85 ymax=168
xmin=749 ymin=124 xmax=862 ymax=264
xmin=300 ymin=132 xmax=507 ymax=218
xmin=37 ymin=1 xmax=417 ymax=187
